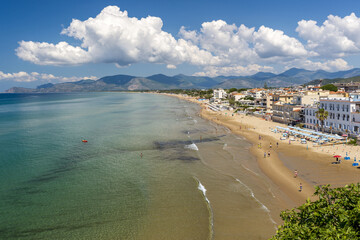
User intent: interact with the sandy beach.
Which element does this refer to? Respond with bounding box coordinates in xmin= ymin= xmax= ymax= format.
xmin=164 ymin=93 xmax=360 ymax=207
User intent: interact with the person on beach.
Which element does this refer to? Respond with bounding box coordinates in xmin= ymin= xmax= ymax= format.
xmin=259 ymin=135 xmax=261 ymax=140
xmin=277 ymin=142 xmax=279 ymax=148
xmin=270 ymin=143 xmax=272 ymax=149
xmin=268 ymin=151 xmax=271 ymax=157
xmin=140 ymin=153 xmax=143 ymax=158
xmin=294 ymin=170 xmax=298 ymax=178
xmin=289 ymin=139 xmax=291 ymax=145
xmin=259 ymin=143 xmax=261 ymax=149
xmin=264 ymin=152 xmax=266 ymax=158
xmin=299 ymin=183 xmax=302 ymax=192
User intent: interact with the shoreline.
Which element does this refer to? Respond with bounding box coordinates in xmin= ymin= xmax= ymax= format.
xmin=161 ymin=93 xmax=360 ymax=208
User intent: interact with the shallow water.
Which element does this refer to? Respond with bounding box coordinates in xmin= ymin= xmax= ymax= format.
xmin=0 ymin=93 xmax=283 ymax=239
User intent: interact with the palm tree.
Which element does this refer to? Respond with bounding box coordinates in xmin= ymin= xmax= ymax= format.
xmin=315 ymin=108 xmax=329 ymax=132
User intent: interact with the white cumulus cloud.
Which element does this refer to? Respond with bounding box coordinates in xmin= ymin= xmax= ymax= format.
xmin=297 ymin=13 xmax=360 ymax=57
xmin=287 ymin=58 xmax=352 ymax=72
xmin=17 ymin=6 xmax=219 ymax=67
xmin=194 ymin=64 xmax=274 ymax=77
xmin=253 ymin=26 xmax=308 ymax=58
xmin=15 ymin=6 xmax=360 ymax=77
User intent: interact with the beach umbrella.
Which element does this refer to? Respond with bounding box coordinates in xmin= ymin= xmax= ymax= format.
xmin=352 ymin=157 xmax=359 ymax=166
xmin=333 ymin=155 xmax=341 ymax=161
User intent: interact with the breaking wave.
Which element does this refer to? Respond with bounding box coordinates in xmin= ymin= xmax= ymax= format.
xmin=194 ymin=177 xmax=214 ymax=240
xmin=235 ymin=179 xmax=277 ymax=226
xmin=185 ymin=143 xmax=199 ymax=151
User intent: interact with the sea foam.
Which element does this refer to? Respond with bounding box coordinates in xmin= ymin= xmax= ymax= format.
xmin=195 ymin=177 xmax=214 ymax=239
xmin=185 ymin=143 xmax=199 ymax=151
xmin=236 ymin=179 xmax=277 ymax=226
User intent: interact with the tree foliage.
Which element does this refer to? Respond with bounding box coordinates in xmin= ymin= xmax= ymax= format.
xmin=347 ymin=138 xmax=358 ymax=146
xmin=229 ymin=98 xmax=235 ymax=106
xmin=227 ymin=88 xmax=238 ymax=93
xmin=315 ymin=108 xmax=329 ymax=132
xmin=321 ymin=84 xmax=338 ymax=92
xmin=271 ymin=183 xmax=360 ymax=239
xmin=238 ymin=88 xmax=248 ymax=92
xmin=244 ymin=95 xmax=255 ymax=101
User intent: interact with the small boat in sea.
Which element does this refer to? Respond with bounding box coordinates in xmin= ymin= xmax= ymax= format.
xmin=81 ymin=137 xmax=88 ymax=143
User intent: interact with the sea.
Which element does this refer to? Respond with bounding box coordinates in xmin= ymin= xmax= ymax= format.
xmin=0 ymin=93 xmax=284 ymax=239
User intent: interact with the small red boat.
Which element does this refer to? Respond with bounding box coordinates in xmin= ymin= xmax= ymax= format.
xmin=82 ymin=140 xmax=88 ymax=143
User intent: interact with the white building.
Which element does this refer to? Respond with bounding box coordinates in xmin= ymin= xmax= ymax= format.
xmin=304 ymin=95 xmax=360 ymax=134
xmin=232 ymin=93 xmax=246 ymax=101
xmin=213 ymin=89 xmax=227 ymax=99
xmin=255 ymin=90 xmax=263 ymax=99
xmin=292 ymin=91 xmax=346 ymax=106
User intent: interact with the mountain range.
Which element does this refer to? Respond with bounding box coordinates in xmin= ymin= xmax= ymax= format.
xmin=6 ymin=68 xmax=360 ymax=93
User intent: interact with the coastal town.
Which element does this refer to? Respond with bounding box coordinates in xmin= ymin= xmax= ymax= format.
xmin=169 ymin=81 xmax=360 ymax=140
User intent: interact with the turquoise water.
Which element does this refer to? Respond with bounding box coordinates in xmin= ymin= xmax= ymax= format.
xmin=0 ymin=93 xmax=280 ymax=239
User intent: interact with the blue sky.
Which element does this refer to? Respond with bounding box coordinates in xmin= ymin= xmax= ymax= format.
xmin=1 ymin=0 xmax=360 ymax=91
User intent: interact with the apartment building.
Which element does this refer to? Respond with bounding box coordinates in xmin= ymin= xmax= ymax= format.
xmin=213 ymin=89 xmax=227 ymax=99
xmin=304 ymin=95 xmax=360 ymax=134
xmin=292 ymin=91 xmax=331 ymax=106
xmin=272 ymin=103 xmax=302 ymax=125
xmin=272 ymin=93 xmax=294 ymax=104
xmin=231 ymin=93 xmax=246 ymax=101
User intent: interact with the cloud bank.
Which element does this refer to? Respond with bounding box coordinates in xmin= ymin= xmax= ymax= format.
xmin=16 ymin=6 xmax=359 ymax=76
xmin=0 ymin=71 xmax=97 ymax=83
